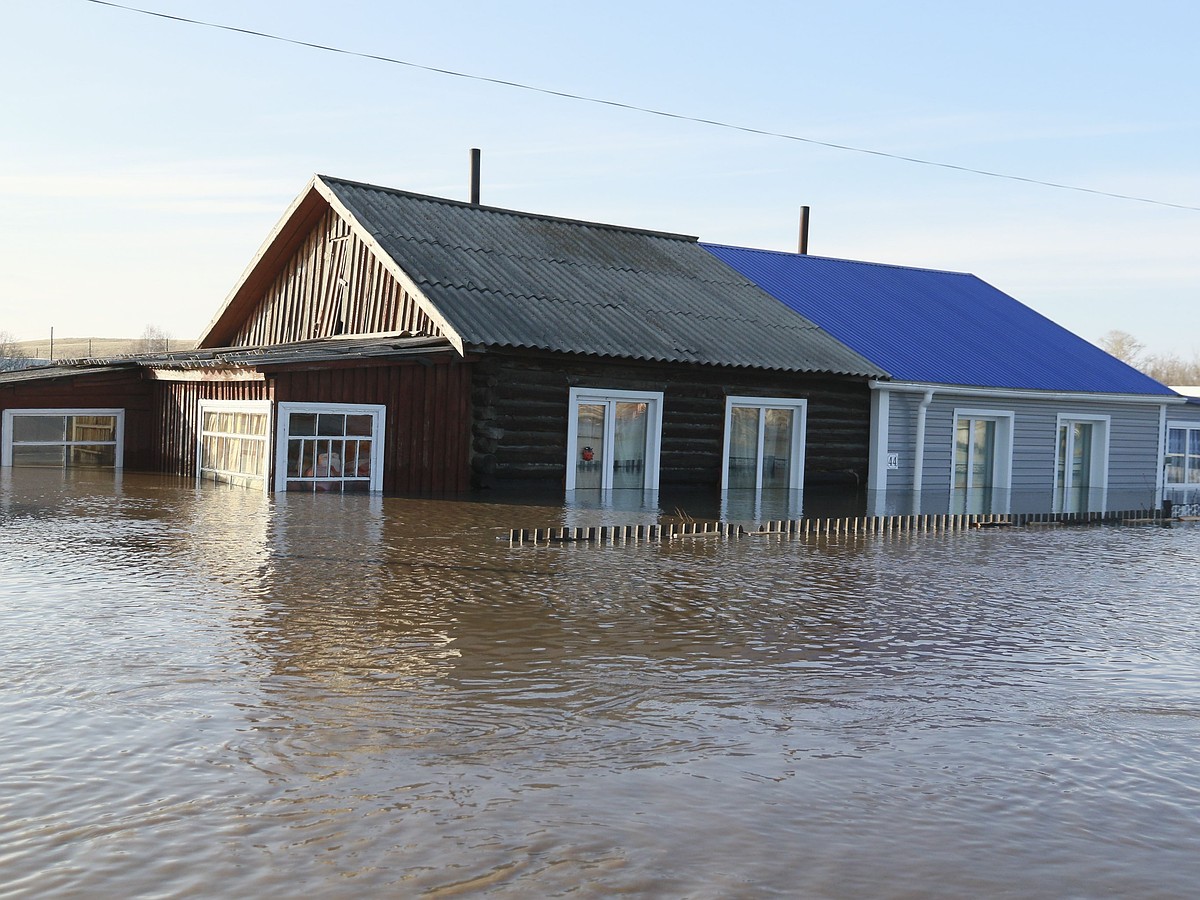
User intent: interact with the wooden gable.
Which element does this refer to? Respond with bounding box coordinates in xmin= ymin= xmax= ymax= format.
xmin=221 ymin=206 xmax=443 ymax=347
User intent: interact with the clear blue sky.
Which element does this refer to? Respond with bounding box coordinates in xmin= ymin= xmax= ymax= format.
xmin=3 ymin=0 xmax=1198 ymax=357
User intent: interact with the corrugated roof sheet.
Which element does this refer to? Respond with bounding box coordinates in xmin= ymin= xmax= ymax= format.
xmin=318 ymin=177 xmax=882 ymax=377
xmin=0 ymin=336 xmax=455 ymax=385
xmin=702 ymin=244 xmax=1176 ymax=396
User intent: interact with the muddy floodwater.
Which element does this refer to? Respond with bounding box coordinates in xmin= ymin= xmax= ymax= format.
xmin=2 ymin=470 xmax=1199 ymax=898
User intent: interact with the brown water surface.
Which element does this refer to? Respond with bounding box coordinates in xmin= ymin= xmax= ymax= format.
xmin=2 ymin=470 xmax=1199 ymax=898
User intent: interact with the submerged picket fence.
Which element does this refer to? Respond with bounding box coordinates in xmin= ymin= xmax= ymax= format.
xmin=509 ymin=509 xmax=1166 ymax=546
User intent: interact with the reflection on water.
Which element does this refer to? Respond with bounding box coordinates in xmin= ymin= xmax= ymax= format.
xmin=2 ymin=468 xmax=1200 ymax=898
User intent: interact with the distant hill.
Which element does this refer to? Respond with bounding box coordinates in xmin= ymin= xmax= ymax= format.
xmin=12 ymin=337 xmax=198 ymax=361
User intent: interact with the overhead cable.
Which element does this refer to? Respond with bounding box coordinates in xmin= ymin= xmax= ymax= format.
xmin=83 ymin=0 xmax=1200 ymax=212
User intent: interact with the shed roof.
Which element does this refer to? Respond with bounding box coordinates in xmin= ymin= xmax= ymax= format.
xmin=702 ymin=244 xmax=1175 ymax=396
xmin=0 ymin=335 xmax=455 ymax=385
xmin=292 ymin=177 xmax=881 ymax=376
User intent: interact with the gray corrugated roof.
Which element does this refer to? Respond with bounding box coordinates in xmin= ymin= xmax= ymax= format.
xmin=319 ymin=177 xmax=882 ymax=377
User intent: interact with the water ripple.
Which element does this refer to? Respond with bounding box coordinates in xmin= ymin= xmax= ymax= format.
xmin=2 ymin=472 xmax=1200 ymax=897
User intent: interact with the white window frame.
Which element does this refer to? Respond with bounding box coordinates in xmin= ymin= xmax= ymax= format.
xmin=950 ymin=408 xmax=1014 ymax=513
xmin=720 ymin=396 xmax=808 ymax=491
xmin=565 ymin=387 xmax=663 ymax=491
xmin=197 ymin=400 xmax=273 ymax=493
xmin=2 ymin=407 xmax=125 ymax=468
xmin=1053 ymin=413 xmax=1110 ymax=513
xmin=1165 ymin=421 xmax=1200 ymax=489
xmin=274 ymin=401 xmax=386 ymax=493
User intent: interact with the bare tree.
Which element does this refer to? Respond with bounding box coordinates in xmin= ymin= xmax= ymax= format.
xmin=1097 ymin=330 xmax=1146 ymax=366
xmin=134 ymin=324 xmax=171 ymax=354
xmin=1142 ymin=353 xmax=1200 ymax=386
xmin=0 ymin=330 xmax=31 ymax=371
xmin=1096 ymin=330 xmax=1200 ymax=387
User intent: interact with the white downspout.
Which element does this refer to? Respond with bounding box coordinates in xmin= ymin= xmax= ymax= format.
xmin=912 ymin=389 xmax=934 ymax=513
xmin=1156 ymin=402 xmax=1168 ymax=508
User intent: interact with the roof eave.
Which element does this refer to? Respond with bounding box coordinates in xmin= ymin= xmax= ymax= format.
xmin=868 ymin=379 xmax=1183 ymax=404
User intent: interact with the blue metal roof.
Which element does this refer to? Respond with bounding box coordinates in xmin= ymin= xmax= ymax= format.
xmin=702 ymin=244 xmax=1176 ymax=396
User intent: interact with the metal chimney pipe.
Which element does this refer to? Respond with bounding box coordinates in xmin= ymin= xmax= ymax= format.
xmin=469 ymin=148 xmax=481 ymax=205
xmin=798 ymin=206 xmax=810 ymax=255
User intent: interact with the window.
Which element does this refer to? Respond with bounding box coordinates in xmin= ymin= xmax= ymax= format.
xmin=1165 ymin=423 xmax=1200 ymax=488
xmin=275 ymin=402 xmax=385 ymax=493
xmin=566 ymin=388 xmax=663 ymax=492
xmin=197 ymin=401 xmax=271 ymax=492
xmin=951 ymin=410 xmax=1013 ymax=514
xmin=1 ymin=408 xmax=124 ymax=468
xmin=721 ymin=397 xmax=807 ymax=491
xmin=1054 ymin=415 xmax=1109 ymax=513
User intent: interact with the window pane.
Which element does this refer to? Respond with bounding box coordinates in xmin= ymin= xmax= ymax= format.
xmin=1072 ymin=423 xmax=1092 ymax=493
xmin=67 ymin=415 xmax=116 ymax=441
xmin=12 ymin=415 xmax=67 ymax=442
xmin=612 ymin=402 xmax=647 ymax=490
xmin=289 ymin=413 xmax=317 ymax=436
xmin=1190 ymin=429 xmax=1200 ymax=456
xmin=1055 ymin=424 xmax=1067 ymax=496
xmin=954 ymin=420 xmax=970 ymax=490
xmin=1190 ymin=456 xmax=1200 ymax=484
xmin=288 ymin=438 xmax=312 ymax=477
xmin=11 ymin=444 xmax=66 ymax=466
xmin=201 ymin=435 xmax=216 ymax=470
xmin=68 ymin=444 xmax=117 ymax=467
xmin=762 ymin=408 xmax=793 ymax=490
xmin=347 ymin=415 xmax=373 ymax=436
xmin=972 ymin=419 xmax=995 ymax=488
xmin=728 ymin=406 xmax=759 ymax=490
xmin=317 ymin=414 xmax=346 ymax=436
xmin=1166 ymin=454 xmax=1185 ymax=485
xmin=575 ymin=403 xmax=605 ymax=490
xmin=345 ymin=439 xmax=373 ymax=477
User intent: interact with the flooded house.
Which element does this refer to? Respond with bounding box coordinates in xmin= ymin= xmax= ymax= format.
xmin=704 ymin=245 xmax=1186 ymax=516
xmin=0 ymin=175 xmax=883 ymax=505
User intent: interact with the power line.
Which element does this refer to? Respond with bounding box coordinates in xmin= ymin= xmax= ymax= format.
xmin=84 ymin=0 xmax=1200 ymax=213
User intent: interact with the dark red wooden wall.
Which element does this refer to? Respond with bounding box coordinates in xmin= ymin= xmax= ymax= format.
xmin=268 ymin=357 xmax=473 ymax=493
xmin=0 ymin=370 xmax=156 ymax=469
xmin=152 ymin=378 xmax=274 ymax=476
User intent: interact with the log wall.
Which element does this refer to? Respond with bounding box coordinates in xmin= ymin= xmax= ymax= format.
xmin=471 ymin=350 xmax=872 ymax=491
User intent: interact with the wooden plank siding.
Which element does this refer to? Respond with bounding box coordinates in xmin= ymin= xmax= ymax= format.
xmin=0 ymin=370 xmax=156 ymax=470
xmin=268 ymin=358 xmax=473 ymax=493
xmin=151 ymin=379 xmax=273 ymax=477
xmin=228 ymin=209 xmax=443 ymax=347
xmin=470 ymin=350 xmax=873 ymax=491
